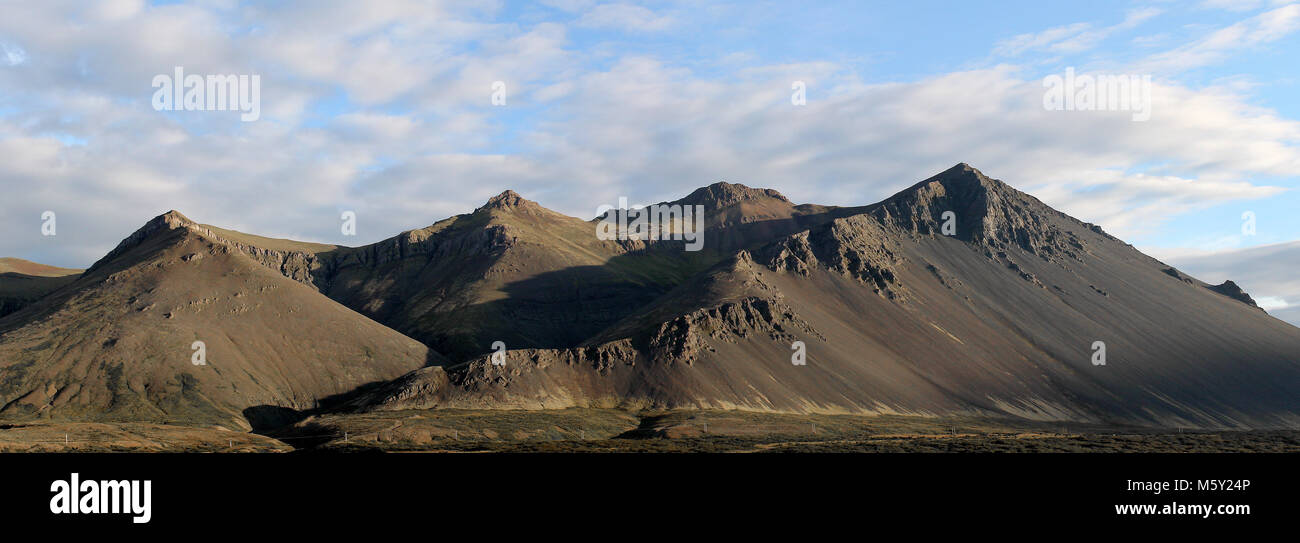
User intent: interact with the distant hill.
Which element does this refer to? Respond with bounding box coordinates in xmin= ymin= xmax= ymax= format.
xmin=0 ymin=257 xmax=81 ymax=277
xmin=0 ymin=258 xmax=81 ymax=318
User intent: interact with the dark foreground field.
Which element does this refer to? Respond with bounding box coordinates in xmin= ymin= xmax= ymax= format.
xmin=289 ymin=410 xmax=1300 ymax=453
xmin=4 ymin=409 xmax=1299 ymax=452
xmin=7 ymin=410 xmax=1289 ymax=454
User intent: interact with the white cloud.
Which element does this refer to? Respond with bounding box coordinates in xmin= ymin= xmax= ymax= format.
xmin=540 ymin=0 xmax=597 ymax=13
xmin=1 ymin=42 xmax=26 ymax=66
xmin=89 ymin=0 xmax=146 ymax=22
xmin=994 ymin=23 xmax=1093 ymax=57
xmin=576 ymin=4 xmax=674 ymax=32
xmin=1256 ymin=296 xmax=1291 ymax=311
xmin=1200 ymin=0 xmax=1293 ymax=12
xmin=993 ymin=8 xmax=1162 ymax=57
xmin=1141 ymin=4 xmax=1300 ymax=72
xmin=1028 ymin=172 xmax=1286 ymax=238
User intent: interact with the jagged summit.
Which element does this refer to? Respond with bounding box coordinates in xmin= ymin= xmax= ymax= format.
xmin=909 ymin=164 xmax=1121 ymax=240
xmin=940 ymin=162 xmax=993 ymax=182
xmin=1209 ymin=280 xmax=1263 ymax=310
xmin=159 ymin=209 xmax=195 ymax=224
xmin=870 ymin=163 xmax=1006 ymax=236
xmin=865 ymin=163 xmax=1095 ymax=262
xmin=135 ymin=209 xmax=198 ymax=233
xmin=85 ymin=210 xmax=199 ymax=274
xmin=675 ymin=181 xmax=791 ymax=209
xmin=476 ymin=190 xmax=544 ymax=214
xmin=895 ymin=162 xmax=1008 ymax=203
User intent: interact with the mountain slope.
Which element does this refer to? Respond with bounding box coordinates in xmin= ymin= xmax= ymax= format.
xmin=351 ymin=165 xmax=1300 ymax=429
xmin=0 ymin=212 xmax=432 ymax=429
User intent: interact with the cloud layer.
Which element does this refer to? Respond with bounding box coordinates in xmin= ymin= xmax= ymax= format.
xmin=0 ymin=1 xmax=1298 ymax=284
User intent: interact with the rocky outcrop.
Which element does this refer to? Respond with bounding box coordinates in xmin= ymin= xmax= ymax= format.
xmin=645 ymin=296 xmax=819 ymax=366
xmin=1162 ymin=266 xmax=1197 ymax=285
xmin=208 ymin=238 xmax=323 ymax=285
xmin=1208 ymin=280 xmax=1264 ymax=310
xmin=756 ymin=215 xmax=906 ymax=298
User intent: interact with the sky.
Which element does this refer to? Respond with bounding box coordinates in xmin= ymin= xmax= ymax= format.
xmin=1 ymin=0 xmax=1299 ymax=321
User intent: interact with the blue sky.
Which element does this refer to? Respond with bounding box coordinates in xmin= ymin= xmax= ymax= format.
xmin=1 ymin=0 xmax=1299 ymax=319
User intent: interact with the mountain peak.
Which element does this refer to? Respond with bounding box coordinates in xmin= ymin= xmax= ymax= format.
xmin=130 ymin=209 xmax=199 ymax=237
xmin=85 ymin=210 xmax=199 ymax=274
xmin=157 ymin=210 xmax=195 ymax=227
xmin=868 ymin=164 xmax=1099 ymax=261
xmin=676 ymin=181 xmax=791 ymax=209
xmin=476 ymin=190 xmax=544 ymax=213
xmin=873 ymin=163 xmax=1013 ymax=225
xmin=930 ymin=162 xmax=1001 ymax=189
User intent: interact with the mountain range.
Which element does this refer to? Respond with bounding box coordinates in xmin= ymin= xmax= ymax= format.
xmin=2 ymin=164 xmax=1298 ymax=431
